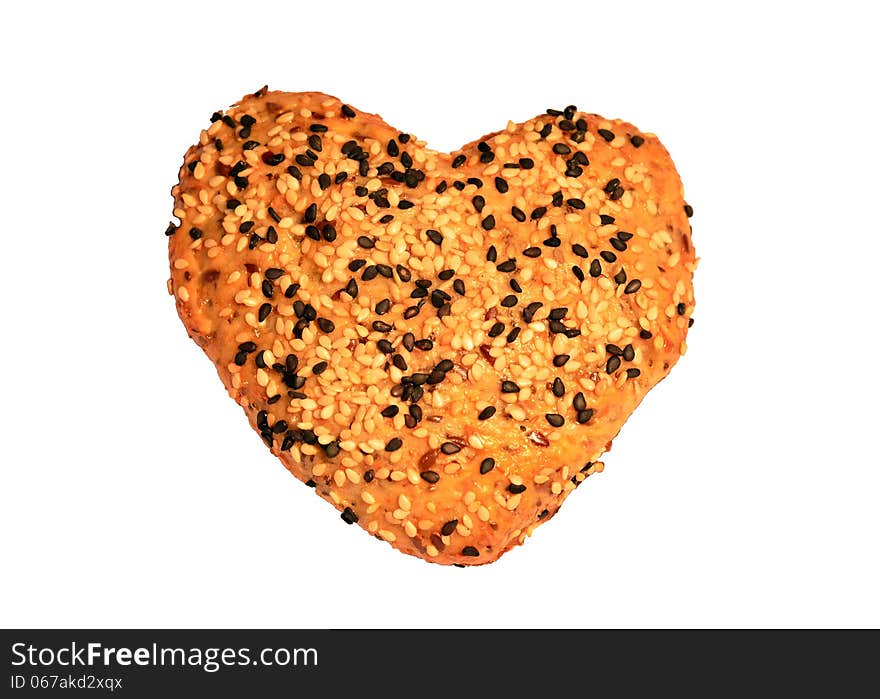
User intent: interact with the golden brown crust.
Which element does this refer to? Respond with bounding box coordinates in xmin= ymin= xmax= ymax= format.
xmin=168 ymin=89 xmax=696 ymax=565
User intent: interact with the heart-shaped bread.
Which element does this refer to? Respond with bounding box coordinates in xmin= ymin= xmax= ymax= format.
xmin=168 ymin=87 xmax=695 ymax=565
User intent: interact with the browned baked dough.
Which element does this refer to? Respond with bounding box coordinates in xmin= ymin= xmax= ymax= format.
xmin=168 ymin=87 xmax=696 ymax=565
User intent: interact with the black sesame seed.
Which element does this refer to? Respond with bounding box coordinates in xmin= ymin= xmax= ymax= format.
xmin=341 ymin=507 xmax=358 ymax=525
xmin=440 ymin=442 xmax=462 ymax=455
xmin=552 ymin=143 xmax=571 ymax=155
xmin=606 ymin=343 xmax=623 ymax=356
xmin=531 ymin=206 xmax=547 ymax=220
xmin=600 ymin=251 xmax=617 ymax=263
xmin=439 ymin=519 xmax=458 ymax=536
xmin=500 ymin=295 xmax=518 ymax=307
xmin=472 ymin=195 xmax=486 ymax=213
xmin=617 ymin=231 xmax=633 ymax=241
xmin=372 ymin=320 xmax=393 ymax=333
xmin=523 ymin=247 xmax=541 ymax=258
xmin=614 ymin=269 xmax=627 ymax=285
xmin=577 ymin=409 xmax=594 ymax=424
xmin=567 ymin=198 xmax=586 ymax=210
xmin=286 ymin=165 xmax=302 ymax=180
xmin=419 ymin=470 xmax=440 ymax=484
xmin=572 ymin=244 xmax=588 ymax=258
xmin=630 ymin=135 xmax=645 ymax=148
xmin=497 ymin=259 xmax=517 ymax=273
xmin=684 ymin=204 xmax=694 ymax=217
xmin=610 ymin=237 xmax=627 ymax=252
xmin=553 ymin=354 xmax=570 ymax=367
xmin=357 ymin=236 xmax=375 ymax=249
xmin=573 ymin=392 xmax=587 ymax=412
xmin=539 ymin=123 xmax=552 ymax=138
xmin=495 ymin=177 xmax=509 ymax=193
xmin=519 ymin=157 xmax=534 ymax=169
xmin=677 ymin=302 xmax=687 ymax=315
xmin=623 ymin=344 xmax=635 ymax=362
xmin=598 ymin=128 xmax=615 ymax=142
xmin=452 ymin=154 xmax=466 ymax=168
xmin=426 ymin=229 xmax=443 ymax=245
xmin=624 ymin=279 xmax=642 ymax=294
xmin=522 ymin=301 xmax=543 ymax=323
xmin=341 ymin=104 xmax=356 ymax=118
xmin=509 ymin=279 xmax=522 ymax=293
xmin=478 ymin=406 xmax=496 ymax=420
xmin=639 ymin=329 xmax=653 ymax=340
xmin=304 ymin=203 xmax=317 ymax=223
xmin=544 ymin=237 xmax=561 ymax=248
xmin=313 ymin=361 xmax=328 ymax=375
xmin=501 ymin=380 xmax=520 ymax=393
xmin=381 ymin=405 xmax=399 ymax=418
xmin=480 ymin=458 xmax=495 ymax=474
xmin=385 ymin=437 xmax=403 ymax=452
xmin=552 ymin=377 xmax=565 ymax=397
xmin=285 ymin=283 xmax=300 ymax=298
xmin=508 ymin=483 xmax=527 ymax=494
xmin=546 ymin=413 xmax=564 ymax=427
xmin=396 ymin=264 xmax=412 ymax=282
xmin=258 ymin=303 xmax=272 ymax=322
xmin=589 ymin=260 xmax=602 ymax=277
xmin=559 ymin=119 xmax=575 ymax=131
xmin=511 ymin=206 xmax=526 ymax=222
xmin=462 ymin=546 xmax=480 ymax=557
xmin=482 ymin=214 xmax=496 ymax=230
xmin=627 ymin=368 xmax=641 ymax=379
xmin=506 ymin=326 xmax=521 ymax=343
xmin=453 ymin=279 xmax=465 ymax=295
xmin=188 ymin=227 xmax=203 ymax=240
xmin=600 ymin=214 xmax=615 ymax=225
xmin=606 ymin=356 xmax=621 ymax=374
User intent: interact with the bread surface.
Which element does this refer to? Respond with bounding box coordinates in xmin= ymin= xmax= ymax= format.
xmin=168 ymin=88 xmax=696 ymax=564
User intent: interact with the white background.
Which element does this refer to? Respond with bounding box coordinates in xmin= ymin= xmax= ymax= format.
xmin=1 ymin=0 xmax=877 ymax=629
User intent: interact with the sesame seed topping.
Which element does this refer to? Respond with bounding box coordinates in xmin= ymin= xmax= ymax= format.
xmin=480 ymin=458 xmax=495 ymax=475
